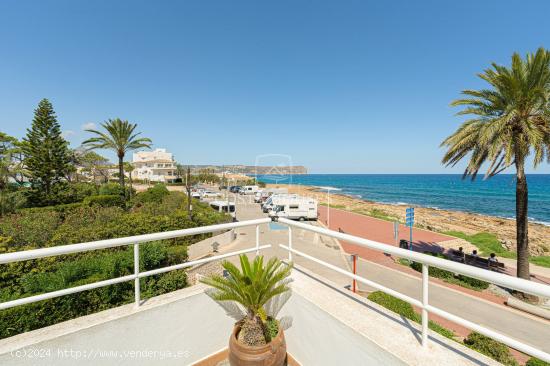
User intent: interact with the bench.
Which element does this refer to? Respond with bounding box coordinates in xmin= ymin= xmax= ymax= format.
xmin=449 ymin=249 xmax=505 ymax=270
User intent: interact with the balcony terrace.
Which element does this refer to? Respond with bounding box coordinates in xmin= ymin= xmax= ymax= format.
xmin=0 ymin=218 xmax=549 ymax=365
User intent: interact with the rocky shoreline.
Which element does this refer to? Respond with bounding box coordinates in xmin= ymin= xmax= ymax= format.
xmin=267 ymin=184 xmax=550 ymax=256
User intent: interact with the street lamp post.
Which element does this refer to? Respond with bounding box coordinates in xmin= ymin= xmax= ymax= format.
xmin=318 ymin=186 xmax=340 ymax=228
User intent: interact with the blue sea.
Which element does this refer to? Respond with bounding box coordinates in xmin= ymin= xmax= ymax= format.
xmin=255 ymin=174 xmax=550 ymax=225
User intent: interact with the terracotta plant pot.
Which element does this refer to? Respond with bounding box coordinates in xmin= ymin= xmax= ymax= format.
xmin=228 ymin=324 xmax=287 ymax=366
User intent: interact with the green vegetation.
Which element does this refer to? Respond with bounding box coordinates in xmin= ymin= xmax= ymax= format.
xmin=446 ymin=231 xmax=550 ymax=268
xmin=408 ymin=252 xmax=489 ymax=291
xmin=444 ymin=231 xmax=515 ymax=258
xmin=368 ymin=291 xmax=527 ymax=365
xmin=351 ymin=207 xmax=399 ymax=222
xmin=526 ymin=358 xmax=550 ymax=366
xmin=22 ymin=99 xmax=72 ymax=206
xmin=464 ymin=332 xmax=519 ymax=366
xmin=368 ymin=208 xmax=399 ymax=222
xmin=0 ymin=188 xmax=230 ymax=339
xmin=367 ymin=291 xmax=455 ymax=339
xmin=320 ymin=202 xmax=346 ymax=209
xmin=441 ymin=48 xmax=550 ymax=281
xmin=83 ymin=118 xmax=152 ymax=194
xmin=530 ymin=256 xmax=550 ymax=268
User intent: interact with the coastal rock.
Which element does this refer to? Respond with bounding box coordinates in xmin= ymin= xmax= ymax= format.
xmin=267 ymin=183 xmax=550 ymax=257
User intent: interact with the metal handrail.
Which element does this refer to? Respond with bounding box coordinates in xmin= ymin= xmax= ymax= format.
xmin=1 ymin=216 xmax=549 ymax=362
xmin=0 ymin=218 xmax=272 ymax=311
xmin=278 ymin=218 xmax=550 ymax=298
xmin=277 ymin=217 xmax=550 ymax=362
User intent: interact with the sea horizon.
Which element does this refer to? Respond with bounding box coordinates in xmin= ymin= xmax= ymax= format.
xmin=255 ymin=174 xmax=550 ymax=225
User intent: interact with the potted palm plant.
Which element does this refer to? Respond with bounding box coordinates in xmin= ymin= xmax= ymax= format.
xmin=201 ymin=255 xmax=293 ymax=366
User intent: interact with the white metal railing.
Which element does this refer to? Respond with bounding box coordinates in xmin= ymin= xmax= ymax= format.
xmin=1 ymin=216 xmax=550 ymax=363
xmin=0 ymin=218 xmax=271 ymax=310
xmin=276 ymin=217 xmax=550 ymax=363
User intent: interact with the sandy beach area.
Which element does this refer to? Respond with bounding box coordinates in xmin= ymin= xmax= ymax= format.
xmin=267 ymin=183 xmax=550 ymax=256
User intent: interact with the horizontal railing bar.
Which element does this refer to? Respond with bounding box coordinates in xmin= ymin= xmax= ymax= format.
xmin=0 ymin=245 xmax=270 ymax=311
xmin=282 ymin=243 xmax=550 ymax=363
xmin=139 ymin=245 xmax=272 ymax=277
xmin=0 ymin=275 xmax=136 ymax=310
xmin=278 ymin=218 xmax=550 ymax=298
xmin=426 ymin=305 xmax=550 ymax=363
xmin=280 ymin=245 xmax=423 ymax=308
xmin=0 ymin=218 xmax=271 ymax=264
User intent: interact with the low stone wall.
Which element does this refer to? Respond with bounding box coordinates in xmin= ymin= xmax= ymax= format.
xmin=187 ymin=229 xmax=236 ymax=261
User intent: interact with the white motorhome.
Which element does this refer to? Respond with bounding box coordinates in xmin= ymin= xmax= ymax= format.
xmin=262 ymin=194 xmax=298 ymax=213
xmin=268 ymin=197 xmax=318 ymax=221
xmin=239 ymin=185 xmax=259 ymax=195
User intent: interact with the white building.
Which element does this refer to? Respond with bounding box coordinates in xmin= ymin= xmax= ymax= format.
xmin=132 ymin=148 xmax=177 ymax=183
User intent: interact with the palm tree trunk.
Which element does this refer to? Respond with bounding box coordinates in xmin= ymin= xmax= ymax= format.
xmin=118 ymin=154 xmax=125 ymax=192
xmin=515 ymin=160 xmax=530 ymax=280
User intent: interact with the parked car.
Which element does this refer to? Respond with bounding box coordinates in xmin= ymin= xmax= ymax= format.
xmin=239 ymin=185 xmax=259 ymax=195
xmin=229 ymin=186 xmax=242 ymax=193
xmin=219 ymin=185 xmax=228 ymax=190
xmin=202 ymin=191 xmax=221 ymax=198
xmin=191 ymin=192 xmax=201 ymax=199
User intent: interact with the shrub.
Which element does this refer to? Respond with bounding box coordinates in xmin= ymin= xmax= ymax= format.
xmin=0 ymin=242 xmax=189 ymax=338
xmin=0 ymin=193 xmax=226 ymax=339
xmin=526 ymin=358 xmax=550 ymax=366
xmin=0 ymin=190 xmax=27 ymax=215
xmin=410 ymin=252 xmax=489 ymax=290
xmin=367 ymin=291 xmax=455 ymax=339
xmin=0 ymin=210 xmax=62 ymax=249
xmin=132 ymin=184 xmax=170 ymax=205
xmin=367 ymin=291 xmax=417 ymax=320
xmin=464 ymin=332 xmax=518 ymax=366
xmin=99 ymin=182 xmax=125 ymax=196
xmin=83 ymin=194 xmax=125 ymax=208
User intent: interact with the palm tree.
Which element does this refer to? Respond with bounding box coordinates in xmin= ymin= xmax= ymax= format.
xmin=201 ymin=255 xmax=292 ymax=345
xmin=441 ymin=48 xmax=550 ymax=281
xmin=83 ymin=119 xmax=152 ymax=194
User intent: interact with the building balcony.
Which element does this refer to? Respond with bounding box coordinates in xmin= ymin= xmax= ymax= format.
xmin=0 ymin=218 xmax=548 ymax=365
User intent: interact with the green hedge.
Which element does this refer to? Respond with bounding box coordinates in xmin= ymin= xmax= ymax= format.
xmin=464 ymin=332 xmax=518 ymax=366
xmin=526 ymin=358 xmax=550 ymax=366
xmin=131 ymin=184 xmax=170 ymax=205
xmin=410 ymin=252 xmax=490 ymax=291
xmin=0 ymin=190 xmax=230 ymax=339
xmin=367 ymin=291 xmax=455 ymax=339
xmin=83 ymin=194 xmax=125 ymax=208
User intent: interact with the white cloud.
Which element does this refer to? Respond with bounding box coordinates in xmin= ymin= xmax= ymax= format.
xmin=61 ymin=130 xmax=76 ymax=139
xmin=81 ymin=122 xmax=96 ymax=130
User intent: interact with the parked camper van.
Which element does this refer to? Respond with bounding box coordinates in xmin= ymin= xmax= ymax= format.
xmin=268 ymin=198 xmax=318 ymax=221
xmin=262 ymin=194 xmax=299 ymax=213
xmin=239 ymin=185 xmax=259 ymax=195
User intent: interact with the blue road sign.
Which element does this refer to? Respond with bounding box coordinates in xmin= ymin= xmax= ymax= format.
xmin=406 ymin=207 xmax=414 ymax=251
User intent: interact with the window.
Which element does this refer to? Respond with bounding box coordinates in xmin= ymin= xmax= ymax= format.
xmin=289 ymin=205 xmax=299 ymax=210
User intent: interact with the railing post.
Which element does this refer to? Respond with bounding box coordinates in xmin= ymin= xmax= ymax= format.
xmin=134 ymin=243 xmax=140 ymax=307
xmin=351 ymin=254 xmax=358 ymax=293
xmin=421 ymin=263 xmax=429 ymax=347
xmin=288 ymin=227 xmax=293 ymax=261
xmin=255 ymin=225 xmax=260 ymax=255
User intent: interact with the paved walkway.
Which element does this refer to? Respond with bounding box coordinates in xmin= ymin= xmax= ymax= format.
xmin=319 ymin=205 xmax=550 ymax=283
xmin=197 ymin=191 xmax=550 ymax=356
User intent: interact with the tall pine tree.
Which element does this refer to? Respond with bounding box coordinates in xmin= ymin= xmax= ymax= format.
xmin=23 ymin=99 xmax=71 ymax=197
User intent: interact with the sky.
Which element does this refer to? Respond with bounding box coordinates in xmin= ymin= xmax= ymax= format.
xmin=0 ymin=0 xmax=549 ymax=174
